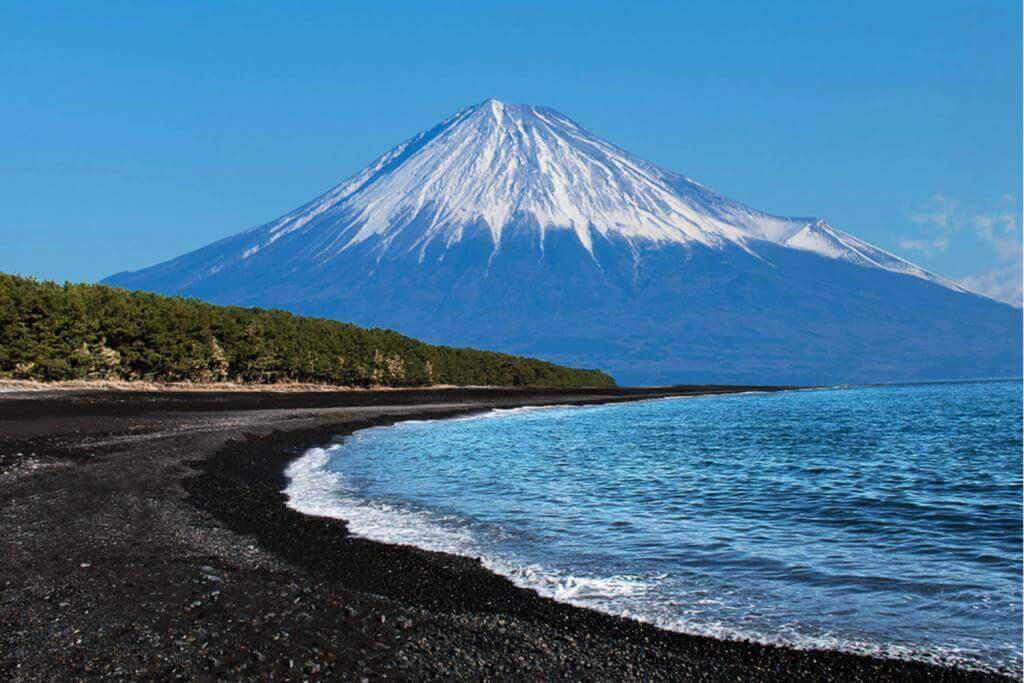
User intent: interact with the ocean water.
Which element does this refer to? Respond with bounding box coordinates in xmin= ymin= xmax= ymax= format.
xmin=284 ymin=381 xmax=1023 ymax=674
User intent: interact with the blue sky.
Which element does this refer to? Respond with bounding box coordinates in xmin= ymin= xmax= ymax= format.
xmin=2 ymin=1 xmax=1021 ymax=303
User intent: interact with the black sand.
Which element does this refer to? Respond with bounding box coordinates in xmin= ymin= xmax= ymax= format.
xmin=0 ymin=387 xmax=1011 ymax=681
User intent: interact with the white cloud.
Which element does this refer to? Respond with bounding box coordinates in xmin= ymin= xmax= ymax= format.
xmin=960 ymin=263 xmax=1022 ymax=308
xmin=897 ymin=237 xmax=949 ymax=257
xmin=908 ymin=193 xmax=958 ymax=229
xmin=902 ymin=194 xmax=1022 ymax=307
xmin=969 ymin=209 xmax=1019 ymax=258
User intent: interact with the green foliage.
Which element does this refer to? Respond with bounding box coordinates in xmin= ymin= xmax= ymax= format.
xmin=0 ymin=274 xmax=615 ymax=388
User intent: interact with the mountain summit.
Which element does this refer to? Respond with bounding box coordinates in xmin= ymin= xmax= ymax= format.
xmin=106 ymin=100 xmax=1020 ymax=384
xmin=158 ymin=99 xmax=953 ymax=288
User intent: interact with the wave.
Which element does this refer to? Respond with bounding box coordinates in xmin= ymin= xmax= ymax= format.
xmin=282 ymin=440 xmax=1016 ymax=676
xmin=283 ymin=445 xmax=479 ymax=553
xmin=283 ymin=443 xmax=661 ymax=609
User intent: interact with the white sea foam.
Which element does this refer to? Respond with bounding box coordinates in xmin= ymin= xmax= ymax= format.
xmin=449 ymin=403 xmax=577 ymax=421
xmin=284 ymin=445 xmax=479 ymax=554
xmin=282 ymin=406 xmax=1018 ymax=677
xmin=445 ymin=395 xmax=702 ymax=424
xmin=283 ymin=438 xmax=662 ymax=612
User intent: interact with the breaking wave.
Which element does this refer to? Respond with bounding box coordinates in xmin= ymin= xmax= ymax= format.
xmin=283 ymin=383 xmax=1022 ymax=675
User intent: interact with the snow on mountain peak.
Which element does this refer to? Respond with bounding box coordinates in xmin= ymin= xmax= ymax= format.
xmin=243 ymin=100 xmax=960 ymax=290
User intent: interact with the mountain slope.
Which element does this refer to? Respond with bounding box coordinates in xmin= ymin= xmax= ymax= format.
xmin=105 ymin=100 xmax=1021 ymax=384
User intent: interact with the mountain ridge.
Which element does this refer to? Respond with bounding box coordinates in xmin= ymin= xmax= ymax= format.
xmin=105 ymin=100 xmax=1020 ymax=385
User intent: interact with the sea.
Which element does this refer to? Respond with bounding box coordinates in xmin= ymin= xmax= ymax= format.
xmin=284 ymin=380 xmax=1023 ymax=675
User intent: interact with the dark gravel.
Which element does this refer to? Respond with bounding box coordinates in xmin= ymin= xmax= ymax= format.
xmin=0 ymin=387 xmax=1012 ymax=681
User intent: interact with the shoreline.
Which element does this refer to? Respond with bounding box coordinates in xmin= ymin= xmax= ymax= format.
xmin=266 ymin=397 xmax=1016 ymax=679
xmin=276 ymin=396 xmax=1005 ymax=674
xmin=0 ymin=387 xmax=1012 ymax=680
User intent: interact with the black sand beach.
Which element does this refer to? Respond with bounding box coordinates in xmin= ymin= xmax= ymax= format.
xmin=0 ymin=387 xmax=1011 ymax=681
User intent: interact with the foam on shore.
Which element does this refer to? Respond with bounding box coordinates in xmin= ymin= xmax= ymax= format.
xmin=282 ymin=398 xmax=1019 ymax=677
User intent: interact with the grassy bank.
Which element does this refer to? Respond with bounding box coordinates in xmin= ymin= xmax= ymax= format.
xmin=0 ymin=274 xmax=615 ymax=388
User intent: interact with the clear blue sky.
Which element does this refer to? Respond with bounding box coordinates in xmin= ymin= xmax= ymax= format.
xmin=2 ymin=1 xmax=1021 ymax=303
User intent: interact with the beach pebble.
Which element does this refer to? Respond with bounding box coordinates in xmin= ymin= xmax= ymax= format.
xmin=3 ymin=390 xmax=991 ymax=682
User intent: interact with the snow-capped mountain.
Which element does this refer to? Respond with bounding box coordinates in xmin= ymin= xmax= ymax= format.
xmin=105 ymin=100 xmax=1020 ymax=384
xmin=184 ymin=100 xmax=953 ymax=289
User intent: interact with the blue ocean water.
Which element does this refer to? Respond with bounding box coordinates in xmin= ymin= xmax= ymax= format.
xmin=285 ymin=381 xmax=1023 ymax=674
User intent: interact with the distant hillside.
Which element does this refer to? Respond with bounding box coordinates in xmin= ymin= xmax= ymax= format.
xmin=0 ymin=274 xmax=615 ymax=388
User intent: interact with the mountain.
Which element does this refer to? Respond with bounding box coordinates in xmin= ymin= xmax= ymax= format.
xmin=105 ymin=100 xmax=1021 ymax=385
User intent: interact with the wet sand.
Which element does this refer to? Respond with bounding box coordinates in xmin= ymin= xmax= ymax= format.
xmin=0 ymin=387 xmax=1010 ymax=680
